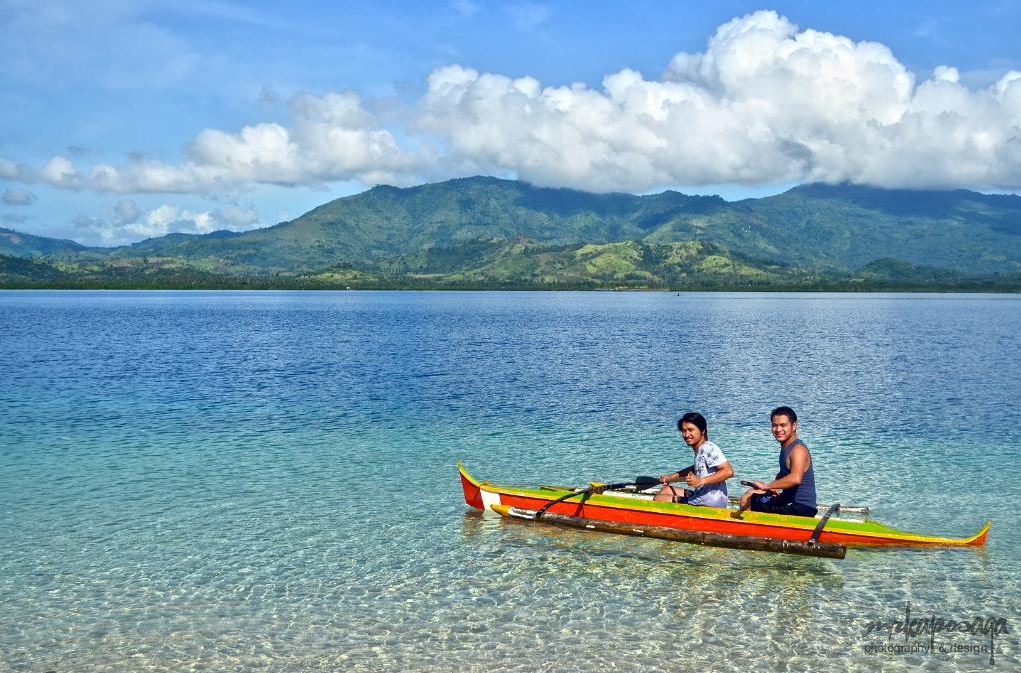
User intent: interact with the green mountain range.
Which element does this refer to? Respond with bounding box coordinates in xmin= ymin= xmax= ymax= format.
xmin=3 ymin=177 xmax=1020 ymax=290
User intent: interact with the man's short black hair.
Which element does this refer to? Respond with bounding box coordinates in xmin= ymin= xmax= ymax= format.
xmin=770 ymin=406 xmax=798 ymax=423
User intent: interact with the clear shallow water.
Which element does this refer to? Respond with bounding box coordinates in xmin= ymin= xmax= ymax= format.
xmin=1 ymin=290 xmax=1018 ymax=672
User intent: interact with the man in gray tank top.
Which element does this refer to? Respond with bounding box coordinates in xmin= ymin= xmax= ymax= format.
xmin=738 ymin=406 xmax=818 ymax=518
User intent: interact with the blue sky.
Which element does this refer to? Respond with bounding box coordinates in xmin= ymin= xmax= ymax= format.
xmin=2 ymin=0 xmax=1020 ymax=246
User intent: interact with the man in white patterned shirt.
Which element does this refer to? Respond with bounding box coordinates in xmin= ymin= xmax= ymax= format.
xmin=654 ymin=412 xmax=734 ymax=508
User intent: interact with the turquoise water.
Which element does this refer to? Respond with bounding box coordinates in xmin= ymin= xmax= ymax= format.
xmin=1 ymin=290 xmax=1018 ymax=672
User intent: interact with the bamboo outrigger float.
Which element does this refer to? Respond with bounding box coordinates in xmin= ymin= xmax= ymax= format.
xmin=459 ymin=464 xmax=990 ymax=559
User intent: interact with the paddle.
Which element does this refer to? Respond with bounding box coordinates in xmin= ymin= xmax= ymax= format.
xmin=740 ymin=479 xmax=780 ymax=495
xmin=632 ymin=476 xmax=663 ymax=490
xmin=636 ymin=474 xmax=697 ymax=502
xmin=736 ymin=480 xmax=770 ymax=516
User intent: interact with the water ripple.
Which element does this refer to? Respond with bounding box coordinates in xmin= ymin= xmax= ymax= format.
xmin=1 ymin=290 xmax=1019 ymax=672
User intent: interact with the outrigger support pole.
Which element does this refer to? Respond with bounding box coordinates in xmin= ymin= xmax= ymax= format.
xmin=534 ymin=488 xmax=592 ymax=520
xmin=809 ymin=503 xmax=841 ymax=544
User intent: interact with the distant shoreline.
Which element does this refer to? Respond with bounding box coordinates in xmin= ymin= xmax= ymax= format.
xmin=3 ymin=280 xmax=1020 ymax=293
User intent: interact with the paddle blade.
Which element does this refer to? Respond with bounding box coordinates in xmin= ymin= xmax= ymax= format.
xmin=603 ymin=477 xmax=660 ymax=490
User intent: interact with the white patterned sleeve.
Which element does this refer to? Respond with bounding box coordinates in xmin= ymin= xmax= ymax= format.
xmin=704 ymin=442 xmax=727 ymax=468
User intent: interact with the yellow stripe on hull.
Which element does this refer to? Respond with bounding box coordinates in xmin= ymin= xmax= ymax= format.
xmin=459 ymin=464 xmax=990 ymax=548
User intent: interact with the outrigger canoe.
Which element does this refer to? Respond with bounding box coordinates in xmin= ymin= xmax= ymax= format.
xmin=459 ymin=464 xmax=990 ymax=559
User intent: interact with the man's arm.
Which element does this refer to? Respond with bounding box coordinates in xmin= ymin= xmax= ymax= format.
xmin=685 ymin=461 xmax=733 ymax=488
xmin=661 ymin=466 xmax=694 ymax=483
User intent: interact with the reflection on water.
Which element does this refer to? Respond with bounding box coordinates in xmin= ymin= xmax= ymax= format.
xmin=1 ymin=290 xmax=1018 ymax=672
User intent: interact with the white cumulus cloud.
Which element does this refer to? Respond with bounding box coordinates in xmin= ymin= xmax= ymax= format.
xmin=75 ymin=204 xmax=218 ymax=244
xmin=73 ymin=200 xmax=264 ymax=246
xmin=139 ymin=204 xmax=216 ymax=238
xmin=86 ymin=90 xmax=420 ymax=193
xmin=90 ymin=159 xmax=224 ymax=194
xmin=6 ymin=10 xmax=1021 ymax=196
xmin=39 ymin=156 xmax=84 ymax=189
xmin=417 ymin=10 xmax=1021 ymax=191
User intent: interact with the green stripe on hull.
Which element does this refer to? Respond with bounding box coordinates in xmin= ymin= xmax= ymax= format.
xmin=457 ymin=464 xmax=988 ymax=546
xmin=481 ymin=481 xmax=982 ymax=545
